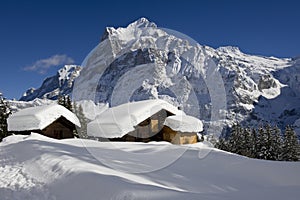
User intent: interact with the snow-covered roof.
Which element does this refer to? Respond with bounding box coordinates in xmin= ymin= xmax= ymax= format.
xmin=87 ymin=99 xmax=183 ymax=138
xmin=8 ymin=104 xmax=81 ymax=131
xmin=164 ymin=115 xmax=203 ymax=133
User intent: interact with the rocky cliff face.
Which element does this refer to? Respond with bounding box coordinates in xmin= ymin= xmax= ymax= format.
xmin=20 ymin=65 xmax=81 ymax=101
xmin=23 ymin=18 xmax=300 ymax=135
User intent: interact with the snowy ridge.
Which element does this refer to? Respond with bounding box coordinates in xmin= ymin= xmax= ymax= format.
xmin=20 ymin=65 xmax=81 ymax=101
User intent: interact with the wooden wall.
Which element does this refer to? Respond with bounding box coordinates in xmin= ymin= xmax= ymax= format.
xmin=162 ymin=126 xmax=198 ymax=145
xmin=119 ymin=109 xmax=173 ymax=142
xmin=109 ymin=109 xmax=198 ymax=145
xmin=42 ymin=117 xmax=75 ymax=139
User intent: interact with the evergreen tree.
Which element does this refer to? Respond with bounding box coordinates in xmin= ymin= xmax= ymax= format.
xmin=270 ymin=126 xmax=283 ymax=161
xmin=264 ymin=124 xmax=273 ymax=160
xmin=0 ymin=93 xmax=11 ymax=141
xmin=57 ymin=95 xmax=73 ymax=112
xmin=66 ymin=96 xmax=73 ymax=111
xmin=256 ymin=126 xmax=268 ymax=159
xmin=214 ymin=123 xmax=300 ymax=162
xmin=228 ymin=124 xmax=239 ymax=153
xmin=216 ymin=137 xmax=229 ymax=151
xmin=251 ymin=128 xmax=258 ymax=158
xmin=228 ymin=124 xmax=246 ymax=155
xmin=243 ymin=127 xmax=255 ymax=158
xmin=73 ymin=102 xmax=88 ymax=139
xmin=282 ymin=126 xmax=299 ymax=161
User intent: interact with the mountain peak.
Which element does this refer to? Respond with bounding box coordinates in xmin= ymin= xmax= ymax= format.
xmin=20 ymin=65 xmax=81 ymax=101
xmin=100 ymin=17 xmax=157 ymax=41
xmin=128 ymin=17 xmax=157 ymax=28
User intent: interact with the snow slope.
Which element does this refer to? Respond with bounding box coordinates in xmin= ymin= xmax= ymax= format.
xmin=1 ymin=134 xmax=300 ymax=200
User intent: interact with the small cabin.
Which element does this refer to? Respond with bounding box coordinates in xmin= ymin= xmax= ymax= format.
xmin=8 ymin=104 xmax=81 ymax=139
xmin=162 ymin=115 xmax=203 ymax=145
xmin=87 ymin=100 xmax=203 ymax=144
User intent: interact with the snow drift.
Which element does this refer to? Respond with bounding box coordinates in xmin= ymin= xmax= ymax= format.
xmin=1 ymin=134 xmax=300 ymax=200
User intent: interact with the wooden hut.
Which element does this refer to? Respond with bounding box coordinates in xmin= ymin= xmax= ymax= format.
xmin=8 ymin=104 xmax=81 ymax=139
xmin=162 ymin=115 xmax=203 ymax=144
xmin=87 ymin=100 xmax=203 ymax=144
xmin=87 ymin=99 xmax=182 ymax=142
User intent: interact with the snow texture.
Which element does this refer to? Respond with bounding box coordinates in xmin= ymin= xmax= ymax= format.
xmin=164 ymin=115 xmax=203 ymax=132
xmin=87 ymin=99 xmax=182 ymax=138
xmin=0 ymin=133 xmax=300 ymax=200
xmin=8 ymin=104 xmax=81 ymax=131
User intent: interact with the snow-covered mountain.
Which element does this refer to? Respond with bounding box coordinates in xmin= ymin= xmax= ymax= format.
xmin=20 ymin=65 xmax=81 ymax=101
xmin=72 ymin=18 xmax=300 ymax=134
xmin=21 ymin=18 xmax=300 ymax=134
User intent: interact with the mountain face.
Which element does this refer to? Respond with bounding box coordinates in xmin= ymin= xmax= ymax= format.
xmin=20 ymin=65 xmax=81 ymax=101
xmin=24 ymin=18 xmax=300 ymax=135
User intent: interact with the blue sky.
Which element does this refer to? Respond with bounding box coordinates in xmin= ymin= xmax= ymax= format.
xmin=0 ymin=0 xmax=299 ymax=99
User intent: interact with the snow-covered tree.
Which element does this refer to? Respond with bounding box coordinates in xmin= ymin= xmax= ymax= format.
xmin=270 ymin=126 xmax=283 ymax=161
xmin=282 ymin=126 xmax=299 ymax=161
xmin=243 ymin=127 xmax=255 ymax=158
xmin=228 ymin=124 xmax=242 ymax=154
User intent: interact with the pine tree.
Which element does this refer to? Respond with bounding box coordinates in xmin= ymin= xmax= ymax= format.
xmin=270 ymin=126 xmax=283 ymax=161
xmin=264 ymin=124 xmax=273 ymax=160
xmin=73 ymin=102 xmax=88 ymax=139
xmin=228 ymin=123 xmax=245 ymax=155
xmin=256 ymin=126 xmax=268 ymax=159
xmin=216 ymin=137 xmax=229 ymax=151
xmin=57 ymin=95 xmax=73 ymax=112
xmin=282 ymin=126 xmax=299 ymax=161
xmin=251 ymin=128 xmax=258 ymax=158
xmin=66 ymin=96 xmax=73 ymax=111
xmin=0 ymin=93 xmax=11 ymax=141
xmin=243 ymin=127 xmax=255 ymax=158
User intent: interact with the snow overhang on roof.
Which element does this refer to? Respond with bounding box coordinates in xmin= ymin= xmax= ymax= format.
xmin=8 ymin=104 xmax=81 ymax=131
xmin=164 ymin=115 xmax=203 ymax=133
xmin=87 ymin=99 xmax=183 ymax=138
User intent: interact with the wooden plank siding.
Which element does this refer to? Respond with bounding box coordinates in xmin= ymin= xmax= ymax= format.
xmin=162 ymin=126 xmax=198 ymax=145
xmin=112 ymin=109 xmax=174 ymax=142
xmin=110 ymin=109 xmax=198 ymax=144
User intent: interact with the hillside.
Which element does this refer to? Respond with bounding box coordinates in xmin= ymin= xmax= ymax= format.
xmin=0 ymin=134 xmax=300 ymax=200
